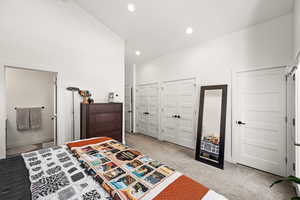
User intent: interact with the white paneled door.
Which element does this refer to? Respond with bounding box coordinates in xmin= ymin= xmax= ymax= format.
xmin=135 ymin=83 xmax=159 ymax=138
xmin=125 ymin=84 xmax=132 ymax=133
xmin=161 ymin=79 xmax=197 ymax=148
xmin=234 ymin=67 xmax=287 ymax=176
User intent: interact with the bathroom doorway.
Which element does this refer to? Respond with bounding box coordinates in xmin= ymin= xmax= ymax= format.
xmin=5 ymin=66 xmax=57 ymax=157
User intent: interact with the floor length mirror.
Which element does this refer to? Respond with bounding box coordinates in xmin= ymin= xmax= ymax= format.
xmin=195 ymin=85 xmax=227 ymax=169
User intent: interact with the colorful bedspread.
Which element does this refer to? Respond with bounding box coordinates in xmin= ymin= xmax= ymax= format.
xmin=67 ymin=137 xmax=227 ymax=200
xmin=22 ymin=145 xmax=111 ymax=200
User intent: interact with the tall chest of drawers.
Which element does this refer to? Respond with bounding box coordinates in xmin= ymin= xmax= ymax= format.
xmin=80 ymin=103 xmax=122 ymax=142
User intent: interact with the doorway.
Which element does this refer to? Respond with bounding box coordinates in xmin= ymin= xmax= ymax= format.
xmin=5 ymin=66 xmax=57 ymax=157
xmin=232 ymin=66 xmax=287 ymax=176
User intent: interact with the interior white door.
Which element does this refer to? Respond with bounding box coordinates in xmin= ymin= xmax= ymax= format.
xmin=177 ymin=80 xmax=197 ymax=148
xmin=146 ymin=84 xmax=159 ymax=138
xmin=161 ymin=81 xmax=179 ymax=144
xmin=161 ymin=79 xmax=196 ymax=148
xmin=125 ymin=84 xmax=132 ymax=133
xmin=136 ymin=85 xmax=148 ymax=134
xmin=135 ymin=84 xmax=159 ymax=138
xmin=287 ymin=73 xmax=296 ymax=176
xmin=235 ymin=67 xmax=286 ymax=176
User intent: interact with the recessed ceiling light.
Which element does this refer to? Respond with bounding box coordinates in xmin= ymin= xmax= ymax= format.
xmin=186 ymin=27 xmax=193 ymax=35
xmin=128 ymin=3 xmax=136 ymax=12
xmin=135 ymin=51 xmax=141 ymax=56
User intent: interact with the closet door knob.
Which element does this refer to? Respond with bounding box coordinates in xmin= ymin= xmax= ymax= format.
xmin=237 ymin=121 xmax=246 ymax=125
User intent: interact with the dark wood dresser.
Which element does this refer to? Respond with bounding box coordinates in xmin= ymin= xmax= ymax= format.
xmin=80 ymin=103 xmax=123 ymax=142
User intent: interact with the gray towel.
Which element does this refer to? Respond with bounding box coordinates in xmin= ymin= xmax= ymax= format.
xmin=16 ymin=108 xmax=30 ymax=131
xmin=30 ymin=107 xmax=42 ymax=129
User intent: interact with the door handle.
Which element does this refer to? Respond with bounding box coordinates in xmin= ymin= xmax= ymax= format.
xmin=128 ymin=111 xmax=132 ymax=113
xmin=237 ymin=121 xmax=246 ymax=125
xmin=172 ymin=115 xmax=181 ymax=118
xmin=144 ymin=112 xmax=150 ymax=115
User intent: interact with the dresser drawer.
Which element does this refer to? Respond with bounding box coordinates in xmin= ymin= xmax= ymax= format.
xmin=88 ymin=103 xmax=122 ymax=114
xmin=88 ymin=113 xmax=121 ymax=130
xmin=89 ymin=130 xmax=122 ymax=142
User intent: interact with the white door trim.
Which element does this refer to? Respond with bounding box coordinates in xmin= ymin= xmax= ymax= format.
xmin=0 ymin=62 xmax=59 ymax=159
xmin=232 ymin=66 xmax=287 ymax=176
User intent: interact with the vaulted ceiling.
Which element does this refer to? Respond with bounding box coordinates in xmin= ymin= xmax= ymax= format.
xmin=74 ymin=0 xmax=294 ymax=64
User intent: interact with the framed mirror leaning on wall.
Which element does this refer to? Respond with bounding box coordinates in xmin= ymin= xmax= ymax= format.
xmin=195 ymin=85 xmax=228 ymax=169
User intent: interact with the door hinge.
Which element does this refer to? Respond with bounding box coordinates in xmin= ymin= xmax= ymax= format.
xmin=293 ymin=163 xmax=296 ymax=171
xmin=285 ymin=116 xmax=288 ymax=123
xmin=293 ymin=118 xmax=295 ymax=126
xmin=285 ymin=157 xmax=288 ymax=164
xmin=285 ymin=75 xmax=288 ymax=81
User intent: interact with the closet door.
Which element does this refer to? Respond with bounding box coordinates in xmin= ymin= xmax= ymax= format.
xmin=161 ymin=79 xmax=196 ymax=148
xmin=125 ymin=84 xmax=132 ymax=133
xmin=161 ymin=81 xmax=178 ymax=144
xmin=177 ymin=79 xmax=197 ymax=148
xmin=136 ymin=85 xmax=148 ymax=134
xmin=146 ymin=84 xmax=159 ymax=138
xmin=136 ymin=83 xmax=159 ymax=138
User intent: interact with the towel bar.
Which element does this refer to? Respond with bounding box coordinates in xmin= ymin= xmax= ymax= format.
xmin=14 ymin=106 xmax=45 ymax=110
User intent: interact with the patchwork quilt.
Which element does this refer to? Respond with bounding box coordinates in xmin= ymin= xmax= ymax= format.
xmin=22 ymin=145 xmax=111 ymax=200
xmin=67 ymin=137 xmax=227 ymax=200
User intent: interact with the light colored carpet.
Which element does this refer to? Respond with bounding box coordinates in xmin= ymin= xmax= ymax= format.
xmin=126 ymin=133 xmax=296 ymax=200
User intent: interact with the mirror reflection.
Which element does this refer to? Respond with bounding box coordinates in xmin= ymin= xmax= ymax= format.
xmin=200 ymin=89 xmax=223 ymax=163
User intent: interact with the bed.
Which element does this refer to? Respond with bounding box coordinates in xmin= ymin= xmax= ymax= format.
xmin=0 ymin=137 xmax=227 ymax=200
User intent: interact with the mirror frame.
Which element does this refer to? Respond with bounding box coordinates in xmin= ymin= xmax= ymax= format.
xmin=195 ymin=85 xmax=228 ymax=169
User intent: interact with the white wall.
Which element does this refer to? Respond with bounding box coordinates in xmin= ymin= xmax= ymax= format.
xmin=294 ymin=0 xmax=300 ymax=191
xmin=136 ymin=14 xmax=293 ymax=161
xmin=295 ymin=0 xmax=300 ymax=58
xmin=0 ymin=0 xmax=125 ymax=158
xmin=6 ymin=68 xmax=55 ymax=148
